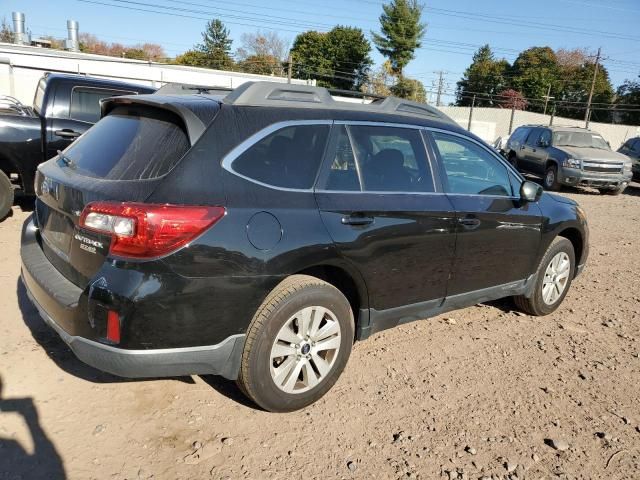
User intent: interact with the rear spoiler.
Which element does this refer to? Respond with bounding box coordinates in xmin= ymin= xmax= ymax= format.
xmin=101 ymin=94 xmax=220 ymax=146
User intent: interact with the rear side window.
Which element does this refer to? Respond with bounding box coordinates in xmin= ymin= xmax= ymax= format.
xmin=323 ymin=125 xmax=360 ymax=191
xmin=70 ymin=87 xmax=134 ymax=123
xmin=63 ymin=106 xmax=190 ymax=180
xmin=232 ymin=124 xmax=330 ymax=189
xmin=33 ymin=78 xmax=46 ymax=114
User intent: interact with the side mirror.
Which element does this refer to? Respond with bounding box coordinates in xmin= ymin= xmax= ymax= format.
xmin=520 ymin=181 xmax=543 ymax=202
xmin=538 ymin=139 xmax=549 ymax=148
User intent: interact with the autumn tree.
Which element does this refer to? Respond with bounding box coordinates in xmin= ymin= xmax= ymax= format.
xmin=0 ymin=17 xmax=14 ymax=43
xmin=497 ymin=89 xmax=527 ymax=110
xmin=509 ymin=47 xmax=559 ymax=113
xmin=236 ymin=31 xmax=288 ymax=76
xmin=456 ymin=45 xmax=510 ymax=107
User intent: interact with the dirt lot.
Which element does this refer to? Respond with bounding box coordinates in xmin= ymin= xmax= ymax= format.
xmin=1 ymin=185 xmax=639 ymax=480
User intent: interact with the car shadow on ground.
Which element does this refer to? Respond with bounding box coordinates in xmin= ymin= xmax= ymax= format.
xmin=0 ymin=376 xmax=66 ymax=480
xmin=16 ymin=278 xmax=194 ymax=386
xmin=15 ymin=278 xmax=261 ymax=409
xmin=624 ymin=182 xmax=640 ymax=197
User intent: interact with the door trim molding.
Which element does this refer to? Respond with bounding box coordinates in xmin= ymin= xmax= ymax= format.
xmin=357 ymin=275 xmax=536 ymax=340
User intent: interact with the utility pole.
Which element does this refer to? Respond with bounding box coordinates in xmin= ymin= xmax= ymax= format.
xmin=542 ymin=83 xmax=554 ymax=115
xmin=584 ymin=47 xmax=601 ymax=128
xmin=434 ymin=70 xmax=447 ymax=107
xmin=287 ymin=53 xmax=292 ymax=84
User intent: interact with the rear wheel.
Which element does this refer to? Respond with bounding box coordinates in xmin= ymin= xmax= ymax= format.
xmin=0 ymin=171 xmax=14 ymax=221
xmin=237 ymin=275 xmax=354 ymax=412
xmin=543 ymin=164 xmax=561 ymax=191
xmin=514 ymin=237 xmax=575 ymax=316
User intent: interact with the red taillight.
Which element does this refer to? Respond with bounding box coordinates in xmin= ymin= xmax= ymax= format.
xmin=106 ymin=310 xmax=121 ymax=343
xmin=79 ymin=202 xmax=226 ymax=259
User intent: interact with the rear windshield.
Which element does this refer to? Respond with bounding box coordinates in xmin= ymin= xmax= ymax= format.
xmin=62 ymin=106 xmax=190 ymax=180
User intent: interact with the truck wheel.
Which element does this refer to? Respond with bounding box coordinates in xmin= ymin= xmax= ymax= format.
xmin=543 ymin=165 xmax=561 ymax=191
xmin=237 ymin=275 xmax=354 ymax=412
xmin=514 ymin=237 xmax=575 ymax=316
xmin=0 ymin=171 xmax=14 ymax=220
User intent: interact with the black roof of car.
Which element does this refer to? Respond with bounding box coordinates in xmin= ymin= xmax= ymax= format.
xmin=102 ymin=82 xmax=467 ymax=145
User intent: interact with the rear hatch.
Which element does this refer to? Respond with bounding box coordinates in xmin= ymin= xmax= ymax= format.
xmin=34 ymin=98 xmax=217 ymax=287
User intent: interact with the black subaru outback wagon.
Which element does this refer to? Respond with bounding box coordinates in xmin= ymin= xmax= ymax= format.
xmin=21 ymin=82 xmax=589 ymax=412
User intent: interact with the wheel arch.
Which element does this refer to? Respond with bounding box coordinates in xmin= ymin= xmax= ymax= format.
xmin=557 ymin=227 xmax=584 ymax=270
xmin=294 ymin=264 xmax=369 ymax=340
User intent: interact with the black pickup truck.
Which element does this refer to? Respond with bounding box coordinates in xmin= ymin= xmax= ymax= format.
xmin=0 ymin=73 xmax=155 ymax=219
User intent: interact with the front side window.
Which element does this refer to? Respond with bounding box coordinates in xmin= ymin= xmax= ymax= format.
xmin=70 ymin=88 xmax=133 ymax=123
xmin=232 ymin=124 xmax=330 ymax=189
xmin=347 ymin=125 xmax=433 ymax=192
xmin=432 ymin=132 xmax=513 ymax=197
xmin=525 ymin=128 xmax=542 ymax=147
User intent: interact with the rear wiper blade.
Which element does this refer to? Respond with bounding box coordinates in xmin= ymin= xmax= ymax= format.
xmin=57 ymin=150 xmax=74 ymax=168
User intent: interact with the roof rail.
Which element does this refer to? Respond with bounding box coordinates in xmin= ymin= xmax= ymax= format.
xmin=222 ymin=81 xmax=455 ymax=124
xmin=156 ymin=83 xmax=233 ymax=95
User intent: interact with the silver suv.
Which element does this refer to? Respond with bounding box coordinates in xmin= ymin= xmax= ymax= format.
xmin=505 ymin=125 xmax=633 ymax=195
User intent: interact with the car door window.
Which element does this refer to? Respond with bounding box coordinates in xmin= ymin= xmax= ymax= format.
xmin=321 ymin=125 xmax=361 ymax=191
xmin=539 ymin=129 xmax=551 ymax=147
xmin=431 ymin=132 xmax=513 ymax=197
xmin=525 ymin=128 xmax=542 ymax=147
xmin=70 ymin=88 xmax=134 ymax=123
xmin=347 ymin=125 xmax=433 ymax=192
xmin=631 ymin=139 xmax=640 ymax=153
xmin=232 ymin=123 xmax=330 ymax=189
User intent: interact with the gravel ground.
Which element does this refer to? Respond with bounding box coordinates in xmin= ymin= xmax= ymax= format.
xmin=1 ymin=185 xmax=639 ymax=480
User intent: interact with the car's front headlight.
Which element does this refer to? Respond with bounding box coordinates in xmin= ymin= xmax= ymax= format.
xmin=563 ymin=157 xmax=581 ymax=168
xmin=623 ymin=162 xmax=632 ymax=173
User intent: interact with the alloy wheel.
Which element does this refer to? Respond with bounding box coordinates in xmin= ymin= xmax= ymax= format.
xmin=269 ymin=306 xmax=342 ymax=394
xmin=542 ymin=251 xmax=571 ymax=305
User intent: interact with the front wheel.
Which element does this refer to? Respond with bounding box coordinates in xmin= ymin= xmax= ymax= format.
xmin=0 ymin=171 xmax=14 ymax=221
xmin=543 ymin=165 xmax=561 ymax=191
xmin=237 ymin=275 xmax=354 ymax=412
xmin=514 ymin=237 xmax=575 ymax=316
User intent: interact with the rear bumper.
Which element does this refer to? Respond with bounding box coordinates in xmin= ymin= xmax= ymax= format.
xmin=20 ymin=215 xmax=245 ymax=380
xmin=559 ymin=167 xmax=632 ymax=189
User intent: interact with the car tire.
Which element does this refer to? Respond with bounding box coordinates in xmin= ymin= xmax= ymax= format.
xmin=0 ymin=171 xmax=14 ymax=221
xmin=543 ymin=164 xmax=561 ymax=191
xmin=514 ymin=237 xmax=575 ymax=316
xmin=237 ymin=275 xmax=354 ymax=412
xmin=598 ymin=186 xmax=625 ymax=196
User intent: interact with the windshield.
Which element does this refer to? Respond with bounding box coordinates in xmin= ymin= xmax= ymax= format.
xmin=553 ymin=131 xmax=610 ymax=150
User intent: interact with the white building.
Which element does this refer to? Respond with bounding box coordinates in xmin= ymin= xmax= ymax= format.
xmin=0 ymin=43 xmax=313 ymax=105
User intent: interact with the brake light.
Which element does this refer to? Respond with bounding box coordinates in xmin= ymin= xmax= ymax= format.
xmin=79 ymin=202 xmax=226 ymax=259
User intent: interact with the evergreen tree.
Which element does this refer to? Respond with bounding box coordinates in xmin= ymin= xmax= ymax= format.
xmin=371 ymin=0 xmax=426 ymax=76
xmin=196 ymin=19 xmax=234 ymax=70
xmin=456 ymin=45 xmax=510 ymax=107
